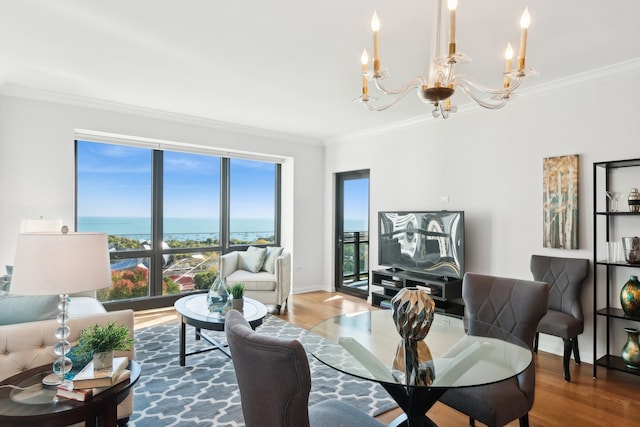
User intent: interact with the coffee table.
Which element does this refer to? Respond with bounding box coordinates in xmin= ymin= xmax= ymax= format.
xmin=174 ymin=294 xmax=268 ymax=366
xmin=0 ymin=361 xmax=140 ymax=427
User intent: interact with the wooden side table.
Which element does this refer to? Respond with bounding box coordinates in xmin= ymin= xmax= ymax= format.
xmin=0 ymin=361 xmax=140 ymax=427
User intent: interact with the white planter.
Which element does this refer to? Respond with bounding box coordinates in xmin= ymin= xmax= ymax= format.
xmin=93 ymin=350 xmax=114 ymax=372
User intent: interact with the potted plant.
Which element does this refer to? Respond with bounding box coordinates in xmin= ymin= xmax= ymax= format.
xmin=230 ymin=283 xmax=245 ymax=312
xmin=76 ymin=321 xmax=134 ymax=371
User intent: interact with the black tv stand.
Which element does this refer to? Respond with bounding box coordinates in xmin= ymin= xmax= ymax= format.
xmin=370 ymin=268 xmax=464 ymax=316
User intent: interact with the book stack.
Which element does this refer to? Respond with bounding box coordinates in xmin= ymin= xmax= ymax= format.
xmin=56 ymin=356 xmax=130 ymax=401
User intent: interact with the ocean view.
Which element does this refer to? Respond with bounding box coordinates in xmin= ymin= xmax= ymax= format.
xmin=78 ymin=216 xmax=368 ymax=242
xmin=78 ymin=216 xmax=275 ymax=242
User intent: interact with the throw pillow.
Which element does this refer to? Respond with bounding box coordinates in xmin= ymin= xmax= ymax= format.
xmin=0 ymin=291 xmax=60 ymax=325
xmin=261 ymin=246 xmax=284 ymax=274
xmin=239 ymin=247 xmax=267 ymax=273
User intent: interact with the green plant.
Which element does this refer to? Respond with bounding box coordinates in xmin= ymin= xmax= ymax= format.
xmin=76 ymin=321 xmax=134 ymax=356
xmin=230 ymin=283 xmax=245 ymax=299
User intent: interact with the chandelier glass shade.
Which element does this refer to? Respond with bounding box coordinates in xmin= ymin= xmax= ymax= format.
xmin=355 ymin=0 xmax=537 ymax=119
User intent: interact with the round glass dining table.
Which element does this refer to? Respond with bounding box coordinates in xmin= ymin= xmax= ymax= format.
xmin=301 ymin=310 xmax=532 ymax=427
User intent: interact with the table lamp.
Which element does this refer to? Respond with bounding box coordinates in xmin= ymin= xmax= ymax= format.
xmin=10 ymin=228 xmax=111 ymax=385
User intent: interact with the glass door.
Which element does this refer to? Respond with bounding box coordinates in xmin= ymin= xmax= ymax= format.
xmin=335 ymin=170 xmax=370 ymax=298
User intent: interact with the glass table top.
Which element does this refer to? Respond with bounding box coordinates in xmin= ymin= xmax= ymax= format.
xmin=174 ymin=294 xmax=267 ymax=324
xmin=301 ymin=310 xmax=532 ymax=389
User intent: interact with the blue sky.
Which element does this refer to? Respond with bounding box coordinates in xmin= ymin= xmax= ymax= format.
xmin=343 ymin=178 xmax=369 ymax=225
xmin=77 ymin=141 xmax=275 ymax=218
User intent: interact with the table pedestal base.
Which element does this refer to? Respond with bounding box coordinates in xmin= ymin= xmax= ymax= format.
xmin=382 ymin=383 xmax=446 ymax=427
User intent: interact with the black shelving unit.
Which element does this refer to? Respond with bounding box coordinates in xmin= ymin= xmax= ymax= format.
xmin=370 ymin=269 xmax=464 ymax=316
xmin=593 ymin=158 xmax=640 ymax=378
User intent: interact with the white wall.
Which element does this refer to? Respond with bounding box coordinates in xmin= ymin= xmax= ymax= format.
xmin=324 ymin=63 xmax=640 ymax=363
xmin=0 ymin=94 xmax=326 ymax=294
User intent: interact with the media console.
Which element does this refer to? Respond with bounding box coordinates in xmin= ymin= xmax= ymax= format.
xmin=371 ymin=268 xmax=464 ymax=316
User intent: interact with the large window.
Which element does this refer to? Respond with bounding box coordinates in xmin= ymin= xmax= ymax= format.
xmin=76 ymin=140 xmax=281 ymax=310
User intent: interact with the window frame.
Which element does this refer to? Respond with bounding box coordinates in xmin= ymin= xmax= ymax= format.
xmin=74 ymin=139 xmax=282 ymax=312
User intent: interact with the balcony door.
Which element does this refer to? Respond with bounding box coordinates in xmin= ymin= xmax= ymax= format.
xmin=335 ymin=170 xmax=369 ymax=299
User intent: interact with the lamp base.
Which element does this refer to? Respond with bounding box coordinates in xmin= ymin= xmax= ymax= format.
xmin=42 ymin=372 xmax=64 ymax=387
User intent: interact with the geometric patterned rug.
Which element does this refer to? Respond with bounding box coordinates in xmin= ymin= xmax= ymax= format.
xmin=129 ymin=314 xmax=397 ymax=426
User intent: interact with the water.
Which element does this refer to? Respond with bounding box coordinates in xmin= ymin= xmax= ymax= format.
xmin=78 ymin=216 xmax=274 ymax=242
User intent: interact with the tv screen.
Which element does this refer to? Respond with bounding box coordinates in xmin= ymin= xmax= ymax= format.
xmin=378 ymin=211 xmax=464 ymax=279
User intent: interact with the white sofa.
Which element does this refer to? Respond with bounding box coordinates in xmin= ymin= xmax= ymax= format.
xmin=0 ymin=295 xmax=135 ymax=425
xmin=220 ymin=247 xmax=291 ymax=314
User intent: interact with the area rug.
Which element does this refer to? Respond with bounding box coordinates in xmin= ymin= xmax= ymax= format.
xmin=129 ymin=314 xmax=397 ymax=426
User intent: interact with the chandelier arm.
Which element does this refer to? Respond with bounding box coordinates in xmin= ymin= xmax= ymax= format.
xmin=454 ymin=82 xmax=509 ymax=109
xmin=374 ymin=76 xmax=426 ymax=96
xmin=361 ymin=90 xmax=414 ymax=112
xmin=452 ymin=74 xmax=523 ymax=96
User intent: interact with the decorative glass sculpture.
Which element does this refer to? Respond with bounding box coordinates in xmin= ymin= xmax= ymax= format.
xmin=207 ymin=276 xmax=230 ymax=314
xmin=390 ymin=287 xmax=436 ymax=385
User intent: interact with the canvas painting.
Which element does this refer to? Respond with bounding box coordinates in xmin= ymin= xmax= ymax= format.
xmin=543 ymin=154 xmax=579 ymax=249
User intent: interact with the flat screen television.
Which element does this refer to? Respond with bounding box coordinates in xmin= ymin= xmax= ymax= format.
xmin=378 ymin=210 xmax=465 ymax=279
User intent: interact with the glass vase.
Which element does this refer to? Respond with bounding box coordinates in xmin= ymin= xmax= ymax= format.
xmin=622 ymin=327 xmax=640 ymax=369
xmin=207 ymin=276 xmax=230 ymax=314
xmin=620 ymin=275 xmax=640 ymax=316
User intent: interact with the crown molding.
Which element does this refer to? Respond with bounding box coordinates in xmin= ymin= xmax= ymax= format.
xmin=325 ymin=58 xmax=640 ymax=145
xmin=0 ymin=83 xmax=323 ymax=146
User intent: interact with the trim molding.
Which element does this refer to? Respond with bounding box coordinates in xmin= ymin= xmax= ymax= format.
xmin=0 ymin=83 xmax=323 ymax=146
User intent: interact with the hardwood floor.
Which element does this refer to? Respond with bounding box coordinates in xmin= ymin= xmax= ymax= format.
xmin=134 ymin=291 xmax=639 ymax=427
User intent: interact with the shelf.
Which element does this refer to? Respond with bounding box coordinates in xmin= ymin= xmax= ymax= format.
xmin=594 ymin=158 xmax=640 ymax=169
xmin=593 ymin=157 xmax=640 ymax=379
xmin=595 ymin=355 xmax=640 ymax=376
xmin=596 ymin=307 xmax=640 ymax=321
xmin=595 ymin=260 xmax=640 ymax=267
xmin=594 ymin=211 xmax=640 ymax=216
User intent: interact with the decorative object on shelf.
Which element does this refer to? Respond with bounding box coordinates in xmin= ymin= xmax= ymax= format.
xmin=620 ymin=275 xmax=640 ymax=316
xmin=605 ymin=190 xmax=625 ymax=212
xmin=230 ymin=283 xmax=245 ymax=312
xmin=621 ymin=327 xmax=640 ymax=369
xmin=629 ymin=188 xmax=640 ymax=212
xmin=390 ymin=287 xmax=436 ymax=385
xmin=355 ymin=0 xmax=537 ymax=119
xmin=622 ymin=237 xmax=640 ymax=264
xmin=606 ymin=241 xmax=622 ymax=263
xmin=543 ymin=155 xmax=579 ymax=249
xmin=10 ymin=228 xmax=110 ymax=386
xmin=207 ymin=276 xmax=230 ymax=314
xmin=76 ymin=321 xmax=134 ymax=372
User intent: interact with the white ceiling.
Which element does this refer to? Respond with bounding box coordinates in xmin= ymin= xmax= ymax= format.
xmin=1 ymin=0 xmax=639 ymax=142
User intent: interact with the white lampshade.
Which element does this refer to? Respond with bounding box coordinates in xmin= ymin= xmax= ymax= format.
xmin=11 ymin=232 xmax=111 ymax=296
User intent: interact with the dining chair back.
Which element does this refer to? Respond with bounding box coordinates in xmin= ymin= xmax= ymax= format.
xmin=439 ymin=272 xmax=549 ymax=427
xmin=224 ymin=310 xmax=385 ymax=427
xmin=530 ymin=255 xmax=590 ymax=381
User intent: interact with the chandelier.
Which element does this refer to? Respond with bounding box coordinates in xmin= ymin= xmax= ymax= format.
xmin=355 ymin=0 xmax=537 ymax=119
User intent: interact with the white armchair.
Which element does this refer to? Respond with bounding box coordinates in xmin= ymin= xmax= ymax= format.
xmin=220 ymin=247 xmax=291 ymax=314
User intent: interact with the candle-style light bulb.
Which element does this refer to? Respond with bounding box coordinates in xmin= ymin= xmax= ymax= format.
xmin=518 ymin=8 xmax=530 ymax=71
xmin=504 ymin=43 xmax=513 ymax=87
xmin=361 ymin=49 xmax=369 ymax=97
xmin=448 ymin=0 xmax=457 ymax=55
xmin=371 ymin=11 xmax=381 ymax=74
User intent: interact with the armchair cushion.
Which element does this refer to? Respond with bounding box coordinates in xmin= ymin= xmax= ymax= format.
xmin=239 ymin=246 xmax=267 ymax=272
xmin=262 ymin=246 xmax=283 ymax=274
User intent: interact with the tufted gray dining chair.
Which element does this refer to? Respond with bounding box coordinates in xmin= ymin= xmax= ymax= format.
xmin=530 ymin=255 xmax=590 ymax=382
xmin=225 ymin=310 xmax=386 ymax=427
xmin=439 ymin=272 xmax=549 ymax=427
